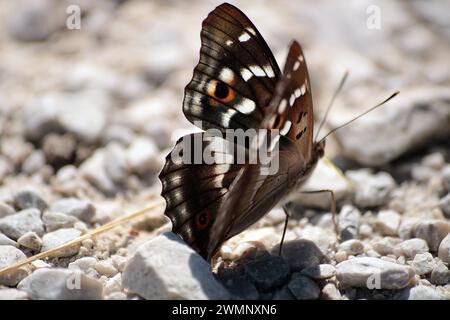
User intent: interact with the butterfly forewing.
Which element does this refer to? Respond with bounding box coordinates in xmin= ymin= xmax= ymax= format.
xmin=183 ymin=3 xmax=282 ymax=133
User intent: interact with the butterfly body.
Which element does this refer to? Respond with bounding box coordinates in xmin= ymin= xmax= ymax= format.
xmin=159 ymin=3 xmax=324 ymax=261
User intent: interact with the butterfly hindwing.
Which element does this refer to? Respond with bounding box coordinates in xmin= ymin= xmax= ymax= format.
xmin=183 ymin=3 xmax=282 ymax=133
xmin=159 ymin=132 xmax=244 ymax=258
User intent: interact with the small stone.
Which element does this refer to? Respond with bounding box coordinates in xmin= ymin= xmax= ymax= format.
xmin=422 ymin=152 xmax=445 ymax=170
xmin=376 ymin=210 xmax=401 ymax=236
xmin=244 ymin=255 xmax=290 ymax=292
xmin=0 ymin=208 xmax=45 ymax=240
xmin=301 ymin=264 xmax=336 ymax=280
xmin=104 ymin=273 xmax=122 ymax=296
xmin=396 ymin=285 xmax=445 ymax=300
xmin=414 ymin=220 xmax=450 ymax=252
xmin=346 ymin=169 xmax=396 ymax=208
xmin=336 ymin=257 xmax=414 ymax=289
xmin=68 ymin=257 xmax=98 ymax=277
xmin=18 ymin=268 xmax=103 ymax=300
xmin=439 ymin=193 xmax=450 ymax=218
xmin=399 ymin=218 xmax=419 ymax=240
xmin=430 ymin=261 xmax=450 ymax=285
xmin=338 ymin=239 xmax=364 ymax=256
xmin=106 ymin=292 xmax=127 ymax=300
xmin=0 ymin=233 xmax=18 ymax=247
xmin=111 ymin=255 xmax=127 ymax=272
xmin=0 ymin=245 xmax=29 ymax=286
xmin=442 ymin=165 xmax=450 ymax=192
xmin=373 ymin=237 xmax=402 ymax=256
xmin=49 ymin=198 xmax=96 ymax=223
xmin=126 ymin=137 xmax=160 ymax=176
xmin=41 ymin=228 xmax=82 ymax=257
xmin=79 ymin=149 xmax=117 ymax=195
xmin=104 ymin=142 xmax=128 ymax=184
xmin=217 ymin=272 xmax=259 ymax=300
xmin=321 ymin=283 xmax=343 ymax=300
xmin=338 ymin=205 xmax=361 ymax=240
xmin=42 ymin=211 xmax=79 ymax=232
xmin=359 ymin=224 xmax=373 ymax=238
xmin=438 ymin=233 xmax=450 ymax=263
xmin=94 ymin=259 xmax=118 ymax=277
xmin=400 ymin=238 xmax=429 ymax=258
xmin=411 ymin=253 xmax=435 ymax=275
xmin=22 ymin=150 xmax=46 ymax=175
xmin=13 ymin=189 xmax=47 ymax=212
xmin=0 ymin=203 xmax=15 ymax=218
xmin=0 ymin=288 xmax=29 ymax=300
xmin=122 ymin=232 xmax=229 ymax=299
xmin=17 ymin=231 xmax=42 ymax=251
xmin=288 ymin=274 xmax=320 ymax=300
xmin=30 ymin=259 xmax=50 ymax=270
xmin=42 ymin=133 xmax=76 ymax=168
xmin=335 ymin=251 xmax=348 ymax=263
xmin=275 ymin=239 xmax=324 ymax=272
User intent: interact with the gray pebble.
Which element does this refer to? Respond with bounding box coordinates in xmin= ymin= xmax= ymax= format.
xmin=372 ymin=237 xmax=402 ymax=256
xmin=411 ymin=252 xmax=435 ymax=275
xmin=41 ymin=228 xmax=82 ymax=257
xmin=338 ymin=205 xmax=361 ymax=240
xmin=376 ymin=210 xmax=401 ymax=236
xmin=0 ymin=208 xmax=44 ymax=240
xmin=0 ymin=245 xmax=29 ymax=286
xmin=336 ymin=257 xmax=414 ymax=289
xmin=338 ymin=239 xmax=364 ymax=256
xmin=275 ymin=239 xmax=324 ymax=272
xmin=321 ymin=283 xmax=343 ymax=300
xmin=439 ymin=193 xmax=450 ymax=218
xmin=245 ymin=255 xmax=290 ymax=292
xmin=0 ymin=288 xmax=29 ymax=300
xmin=14 ymin=189 xmax=47 ymax=212
xmin=399 ymin=218 xmax=419 ymax=240
xmin=288 ymin=274 xmax=320 ymax=300
xmin=17 ymin=231 xmax=42 ymax=251
xmin=414 ymin=220 xmax=450 ymax=252
xmin=49 ymin=198 xmax=95 ymax=223
xmin=22 ymin=150 xmax=46 ymax=175
xmin=18 ymin=268 xmax=103 ymax=300
xmin=42 ymin=211 xmax=79 ymax=232
xmin=430 ymin=261 xmax=450 ymax=285
xmin=396 ymin=285 xmax=445 ymax=300
xmin=442 ymin=165 xmax=450 ymax=192
xmin=0 ymin=203 xmax=15 ymax=219
xmin=272 ymin=286 xmax=296 ymax=300
xmin=346 ymin=169 xmax=396 ymax=208
xmin=400 ymin=238 xmax=429 ymax=258
xmin=0 ymin=233 xmax=18 ymax=247
xmin=438 ymin=233 xmax=450 ymax=263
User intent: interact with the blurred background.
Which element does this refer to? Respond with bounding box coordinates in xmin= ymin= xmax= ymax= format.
xmin=0 ymin=0 xmax=449 ymax=205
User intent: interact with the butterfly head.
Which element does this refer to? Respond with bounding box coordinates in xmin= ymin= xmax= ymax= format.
xmin=314 ymin=139 xmax=326 ymax=159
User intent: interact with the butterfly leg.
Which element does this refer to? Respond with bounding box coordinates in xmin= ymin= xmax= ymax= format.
xmin=300 ymin=189 xmax=341 ymax=242
xmin=278 ymin=203 xmax=290 ymax=256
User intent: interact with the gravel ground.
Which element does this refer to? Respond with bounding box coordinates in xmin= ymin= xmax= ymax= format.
xmin=0 ymin=0 xmax=450 ymax=300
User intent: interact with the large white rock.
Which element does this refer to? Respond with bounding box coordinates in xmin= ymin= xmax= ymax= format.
xmin=122 ymin=232 xmax=230 ymax=300
xmin=332 ymin=87 xmax=450 ymax=166
xmin=18 ymin=268 xmax=103 ymax=300
xmin=336 ymin=257 xmax=414 ymax=289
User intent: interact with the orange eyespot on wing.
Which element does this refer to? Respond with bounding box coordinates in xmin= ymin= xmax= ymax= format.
xmin=207 ymin=80 xmax=236 ymax=105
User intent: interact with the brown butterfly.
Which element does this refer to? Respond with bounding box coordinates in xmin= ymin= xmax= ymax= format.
xmin=158 ymin=2 xmax=397 ymax=262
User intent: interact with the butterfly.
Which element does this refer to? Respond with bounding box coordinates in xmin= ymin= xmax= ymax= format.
xmin=158 ymin=2 xmax=398 ymax=262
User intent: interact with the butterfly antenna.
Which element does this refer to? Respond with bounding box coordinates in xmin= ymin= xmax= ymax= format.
xmin=314 ymin=70 xmax=349 ymax=142
xmin=318 ymin=91 xmax=400 ymax=143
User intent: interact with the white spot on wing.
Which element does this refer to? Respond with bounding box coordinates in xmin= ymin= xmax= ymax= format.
xmin=249 ymin=65 xmax=266 ymax=77
xmin=264 ymin=65 xmax=275 ymax=78
xmin=293 ymin=60 xmax=300 ymax=71
xmin=246 ymin=27 xmax=256 ymax=36
xmin=294 ymin=88 xmax=302 ymax=98
xmin=219 ymin=67 xmax=234 ymax=83
xmin=280 ymin=120 xmax=292 ymax=135
xmin=299 ymin=55 xmax=304 ymax=62
xmin=226 ymin=40 xmax=233 ymax=46
xmin=289 ymin=94 xmax=295 ymax=106
xmin=221 ymin=109 xmax=238 ymax=127
xmin=240 ymin=68 xmax=253 ymax=81
xmin=300 ymin=83 xmax=306 ymax=95
xmin=238 ymin=98 xmax=256 ymax=114
xmin=238 ymin=33 xmax=251 ymax=42
xmin=278 ymin=99 xmax=288 ymax=113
